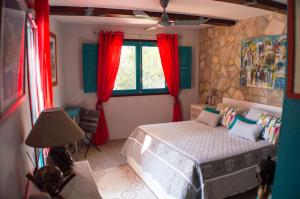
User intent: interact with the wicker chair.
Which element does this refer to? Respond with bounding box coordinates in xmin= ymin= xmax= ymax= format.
xmin=78 ymin=108 xmax=101 ymax=158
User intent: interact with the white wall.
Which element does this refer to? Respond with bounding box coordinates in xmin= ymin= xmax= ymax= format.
xmin=50 ymin=18 xmax=65 ymax=107
xmin=0 ymin=92 xmax=33 ymax=199
xmin=60 ymin=23 xmax=200 ymax=139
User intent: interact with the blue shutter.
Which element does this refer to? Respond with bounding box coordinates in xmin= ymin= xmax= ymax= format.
xmin=179 ymin=46 xmax=192 ymax=89
xmin=82 ymin=44 xmax=98 ymax=93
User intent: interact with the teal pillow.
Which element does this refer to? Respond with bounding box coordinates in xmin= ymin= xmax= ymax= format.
xmin=229 ymin=115 xmax=256 ymax=129
xmin=204 ymin=107 xmax=220 ymax=114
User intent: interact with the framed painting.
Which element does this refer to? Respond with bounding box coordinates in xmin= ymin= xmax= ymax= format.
xmin=50 ymin=32 xmax=57 ymax=86
xmin=240 ymin=35 xmax=287 ymax=90
xmin=0 ymin=0 xmax=26 ymax=122
xmin=287 ymin=0 xmax=300 ymax=98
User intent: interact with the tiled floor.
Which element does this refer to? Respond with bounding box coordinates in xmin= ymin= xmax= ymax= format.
xmin=72 ymin=139 xmax=257 ymax=199
xmin=72 ymin=138 xmax=127 ymax=171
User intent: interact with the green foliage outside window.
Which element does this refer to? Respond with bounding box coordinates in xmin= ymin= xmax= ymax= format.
xmin=113 ymin=41 xmax=168 ymax=95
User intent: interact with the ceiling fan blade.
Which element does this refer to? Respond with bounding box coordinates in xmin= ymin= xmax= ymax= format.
xmin=106 ymin=12 xmax=159 ymax=23
xmin=84 ymin=7 xmax=95 ymax=16
xmin=106 ymin=13 xmax=136 ymax=18
xmin=133 ymin=10 xmax=159 ymax=22
xmin=173 ymin=17 xmax=210 ymax=26
xmin=245 ymin=0 xmax=258 ymax=6
xmin=145 ymin=23 xmax=162 ymax=30
xmin=133 ymin=10 xmax=149 ymax=18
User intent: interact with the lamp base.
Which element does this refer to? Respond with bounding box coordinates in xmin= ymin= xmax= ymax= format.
xmin=26 ymin=165 xmax=76 ymax=198
xmin=46 ymin=146 xmax=74 ymax=177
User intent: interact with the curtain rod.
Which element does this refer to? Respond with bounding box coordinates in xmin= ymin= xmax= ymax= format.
xmin=92 ymin=31 xmax=181 ymax=38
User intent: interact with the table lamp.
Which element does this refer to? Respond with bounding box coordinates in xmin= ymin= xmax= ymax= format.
xmin=25 ymin=108 xmax=85 ymax=197
xmin=206 ymin=89 xmax=217 ymax=106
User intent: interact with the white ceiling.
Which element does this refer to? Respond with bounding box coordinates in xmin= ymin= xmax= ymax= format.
xmin=50 ymin=0 xmax=286 ymax=28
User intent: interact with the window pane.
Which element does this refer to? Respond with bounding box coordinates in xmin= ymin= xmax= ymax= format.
xmin=114 ymin=46 xmax=136 ymax=90
xmin=142 ymin=46 xmax=166 ymax=89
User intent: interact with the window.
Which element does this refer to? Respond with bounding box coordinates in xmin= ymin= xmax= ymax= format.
xmin=27 ymin=19 xmax=45 ymax=168
xmin=113 ymin=41 xmax=168 ymax=95
xmin=82 ymin=44 xmax=192 ymax=93
xmin=27 ymin=20 xmax=44 ymax=123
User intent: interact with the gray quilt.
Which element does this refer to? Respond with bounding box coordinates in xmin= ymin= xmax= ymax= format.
xmin=121 ymin=121 xmax=276 ymax=199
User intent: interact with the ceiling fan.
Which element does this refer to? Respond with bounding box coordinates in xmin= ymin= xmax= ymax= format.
xmin=133 ymin=0 xmax=210 ymax=30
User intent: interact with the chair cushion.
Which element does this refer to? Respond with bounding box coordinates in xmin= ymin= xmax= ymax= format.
xmin=79 ymin=108 xmax=100 ymax=133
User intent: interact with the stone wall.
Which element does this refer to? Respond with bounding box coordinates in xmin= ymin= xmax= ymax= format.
xmin=199 ymin=13 xmax=286 ymax=107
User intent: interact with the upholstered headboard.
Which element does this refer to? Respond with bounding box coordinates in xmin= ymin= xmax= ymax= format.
xmin=222 ymin=97 xmax=282 ymax=115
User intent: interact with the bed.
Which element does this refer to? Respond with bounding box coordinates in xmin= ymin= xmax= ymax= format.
xmin=121 ymin=98 xmax=281 ymax=199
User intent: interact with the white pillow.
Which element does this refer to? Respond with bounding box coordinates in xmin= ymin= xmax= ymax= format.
xmin=245 ymin=108 xmax=267 ymax=121
xmin=196 ymin=110 xmax=221 ymax=127
xmin=229 ymin=119 xmax=263 ymax=141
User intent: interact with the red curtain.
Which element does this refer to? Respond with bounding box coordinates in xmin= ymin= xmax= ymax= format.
xmin=94 ymin=31 xmax=124 ymax=145
xmin=17 ymin=29 xmax=25 ymax=97
xmin=35 ymin=0 xmax=53 ymax=109
xmin=157 ymin=34 xmax=182 ymax=122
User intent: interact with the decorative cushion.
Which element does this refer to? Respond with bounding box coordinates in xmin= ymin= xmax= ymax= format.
xmin=220 ymin=107 xmax=240 ymax=128
xmin=216 ymin=103 xmax=228 ymax=112
xmin=245 ymin=107 xmax=267 ymax=121
xmin=257 ymin=113 xmax=273 ymax=127
xmin=204 ymin=107 xmax=220 ymax=114
xmin=196 ymin=110 xmax=221 ymax=127
xmin=262 ymin=117 xmax=281 ymax=144
xmin=229 ymin=115 xmax=256 ymax=129
xmin=229 ymin=116 xmax=263 ymax=141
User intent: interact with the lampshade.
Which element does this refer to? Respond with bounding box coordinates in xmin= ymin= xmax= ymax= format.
xmin=25 ymin=108 xmax=85 ymax=148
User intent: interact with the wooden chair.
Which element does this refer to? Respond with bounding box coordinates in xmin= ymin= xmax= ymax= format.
xmin=78 ymin=108 xmax=101 ymax=158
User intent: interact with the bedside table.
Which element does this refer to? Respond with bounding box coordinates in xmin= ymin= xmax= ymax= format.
xmin=190 ymin=104 xmax=217 ymax=120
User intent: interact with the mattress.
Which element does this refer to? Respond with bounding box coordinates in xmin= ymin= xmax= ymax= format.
xmin=121 ymin=121 xmax=276 ymax=199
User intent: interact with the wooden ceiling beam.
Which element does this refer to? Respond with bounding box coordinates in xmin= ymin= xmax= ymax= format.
xmin=49 ymin=6 xmax=236 ymax=26
xmin=214 ymin=0 xmax=287 ymax=14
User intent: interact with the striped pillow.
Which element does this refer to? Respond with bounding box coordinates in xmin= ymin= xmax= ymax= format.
xmin=220 ymin=107 xmax=240 ymax=128
xmin=262 ymin=117 xmax=281 ymax=144
xmin=257 ymin=113 xmax=274 ymax=128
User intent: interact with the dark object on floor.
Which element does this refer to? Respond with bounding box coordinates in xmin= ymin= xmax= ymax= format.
xmin=79 ymin=108 xmax=101 ymax=157
xmin=256 ymin=156 xmax=276 ymax=199
xmin=26 ymin=165 xmax=76 ymax=199
xmin=47 ymin=146 xmax=74 ymax=176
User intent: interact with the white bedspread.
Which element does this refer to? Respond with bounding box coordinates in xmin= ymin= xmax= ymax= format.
xmin=122 ymin=120 xmax=276 ymax=199
xmin=139 ymin=120 xmax=273 ymax=164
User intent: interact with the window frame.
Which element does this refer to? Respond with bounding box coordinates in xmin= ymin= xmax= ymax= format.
xmin=112 ymin=40 xmax=169 ymax=96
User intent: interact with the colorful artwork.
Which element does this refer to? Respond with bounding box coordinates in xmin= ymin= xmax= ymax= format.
xmin=240 ymin=35 xmax=287 ymax=90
